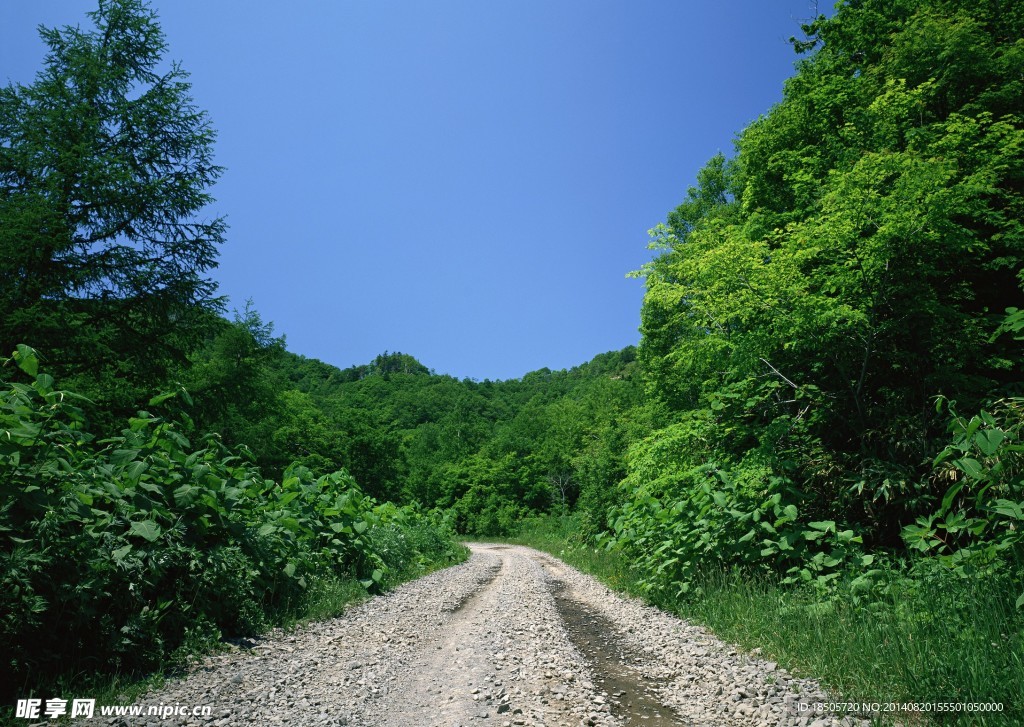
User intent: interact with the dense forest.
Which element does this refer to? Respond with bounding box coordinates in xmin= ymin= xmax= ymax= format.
xmin=2 ymin=0 xmax=1022 ymax=718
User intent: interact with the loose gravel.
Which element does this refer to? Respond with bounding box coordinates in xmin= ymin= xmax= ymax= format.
xmin=100 ymin=544 xmax=869 ymax=727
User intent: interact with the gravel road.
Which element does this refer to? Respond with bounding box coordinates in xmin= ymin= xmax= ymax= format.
xmin=105 ymin=543 xmax=866 ymax=727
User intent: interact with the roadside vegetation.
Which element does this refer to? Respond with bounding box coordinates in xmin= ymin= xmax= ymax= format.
xmin=2 ymin=0 xmax=1022 ymax=723
xmin=0 ymin=346 xmax=465 ymax=704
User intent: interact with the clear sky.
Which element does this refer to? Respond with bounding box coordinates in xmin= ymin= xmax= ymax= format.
xmin=2 ymin=1 xmax=826 ymax=381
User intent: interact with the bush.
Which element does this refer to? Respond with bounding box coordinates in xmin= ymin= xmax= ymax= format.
xmin=607 ymin=419 xmax=869 ymax=598
xmin=0 ymin=346 xmax=461 ymax=697
xmin=903 ymin=395 xmax=1024 ymax=606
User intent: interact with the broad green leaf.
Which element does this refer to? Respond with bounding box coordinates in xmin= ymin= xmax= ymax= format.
xmin=940 ymin=481 xmax=966 ymax=514
xmin=13 ymin=345 xmax=38 ymax=377
xmin=124 ymin=460 xmax=149 ymax=481
xmin=954 ymin=457 xmax=986 ymax=480
xmin=990 ymin=499 xmax=1024 ymax=520
xmin=129 ymin=520 xmax=161 ymax=542
xmin=110 ymin=449 xmax=141 ymax=466
xmin=279 ymin=517 xmax=300 ymax=532
xmin=148 ymin=391 xmax=177 ymax=406
xmin=31 ymin=374 xmax=54 ymax=395
xmin=173 ymin=485 xmax=199 ymax=507
xmin=278 ymin=491 xmax=299 ymax=506
xmin=974 ymin=429 xmax=1006 ymax=456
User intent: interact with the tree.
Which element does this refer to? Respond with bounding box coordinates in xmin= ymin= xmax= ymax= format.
xmin=0 ymin=0 xmax=225 ymax=406
xmin=181 ymin=301 xmax=286 ymax=458
xmin=633 ymin=0 xmax=1024 ymax=550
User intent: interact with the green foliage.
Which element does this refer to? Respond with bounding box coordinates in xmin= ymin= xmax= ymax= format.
xmin=621 ymin=0 xmax=1024 ymax=593
xmin=903 ymin=396 xmax=1024 ymax=605
xmin=0 ymin=347 xmax=462 ymax=697
xmin=180 ymin=302 xmax=286 ymax=458
xmin=594 ymin=15 xmax=1024 ymax=716
xmin=249 ymin=344 xmax=647 ymax=535
xmin=607 ymin=418 xmax=869 ymax=598
xmin=0 ymin=0 xmax=226 ymax=412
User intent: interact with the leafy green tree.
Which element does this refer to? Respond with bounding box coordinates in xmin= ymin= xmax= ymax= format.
xmin=442 ymin=453 xmax=543 ymax=535
xmin=0 ymin=0 xmax=225 ymax=409
xmin=624 ymin=0 xmax=1024 ymax=589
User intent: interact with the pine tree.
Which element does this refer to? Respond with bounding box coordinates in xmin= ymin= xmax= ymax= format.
xmin=0 ymin=0 xmax=226 ymax=404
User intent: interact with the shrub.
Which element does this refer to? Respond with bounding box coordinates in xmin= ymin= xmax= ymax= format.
xmin=0 ymin=346 xmax=461 ymax=697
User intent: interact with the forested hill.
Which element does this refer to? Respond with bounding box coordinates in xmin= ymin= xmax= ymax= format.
xmin=184 ymin=327 xmax=649 ymax=536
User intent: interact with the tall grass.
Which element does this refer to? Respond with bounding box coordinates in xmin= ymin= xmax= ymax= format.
xmin=678 ymin=566 xmax=1023 ymax=726
xmin=508 ymin=514 xmax=1024 ymax=726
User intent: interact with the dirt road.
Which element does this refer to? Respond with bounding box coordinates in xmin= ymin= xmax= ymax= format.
xmin=106 ymin=544 xmax=858 ymax=726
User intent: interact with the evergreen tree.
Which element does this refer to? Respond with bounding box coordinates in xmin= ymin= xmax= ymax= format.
xmin=0 ymin=0 xmax=225 ymax=410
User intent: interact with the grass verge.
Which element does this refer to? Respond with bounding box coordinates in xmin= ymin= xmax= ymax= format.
xmin=502 ymin=514 xmax=1023 ymax=727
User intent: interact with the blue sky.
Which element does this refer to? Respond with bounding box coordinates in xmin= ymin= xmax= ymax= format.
xmin=2 ymin=1 xmax=826 ymax=381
